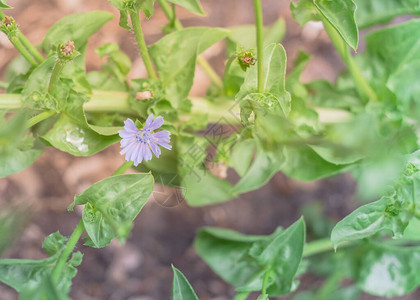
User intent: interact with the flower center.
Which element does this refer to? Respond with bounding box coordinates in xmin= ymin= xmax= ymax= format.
xmin=135 ymin=129 xmax=151 ymax=144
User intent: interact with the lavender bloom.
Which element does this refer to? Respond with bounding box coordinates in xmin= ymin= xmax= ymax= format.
xmin=118 ymin=114 xmax=172 ymax=166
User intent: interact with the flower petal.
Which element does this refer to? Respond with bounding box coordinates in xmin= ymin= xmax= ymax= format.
xmin=135 ymin=144 xmax=145 ymax=166
xmin=119 ymin=130 xmax=136 ymax=139
xmin=153 ymin=130 xmax=170 ymax=139
xmin=144 ymin=114 xmax=154 ymax=130
xmin=124 ymin=119 xmax=138 ymax=132
xmin=121 ymin=137 xmax=135 ymax=147
xmin=149 ymin=141 xmax=161 ymax=158
xmin=120 ymin=140 xmax=137 ymax=155
xmin=158 ymin=142 xmax=172 ymax=150
xmin=149 ymin=116 xmax=164 ymax=130
xmin=143 ymin=145 xmax=153 ymax=161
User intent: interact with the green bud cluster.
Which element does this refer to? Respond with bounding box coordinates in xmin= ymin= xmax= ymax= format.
xmin=57 ymin=41 xmax=80 ymax=63
xmin=0 ymin=15 xmax=18 ymax=38
xmin=236 ymin=46 xmax=257 ymax=72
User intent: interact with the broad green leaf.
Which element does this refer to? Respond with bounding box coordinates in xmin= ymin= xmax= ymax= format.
xmin=0 ymin=0 xmax=11 ymax=9
xmin=172 ymin=266 xmax=199 ymax=300
xmin=290 ymin=0 xmax=358 ymax=50
xmin=96 ymin=43 xmax=131 ymax=85
xmin=0 ymin=232 xmax=82 ymax=297
xmin=149 ymin=27 xmax=229 ymax=107
xmin=42 ymin=109 xmax=120 ymax=156
xmin=358 ymin=244 xmax=420 ymax=297
xmin=195 ymin=227 xmax=272 ymax=288
xmin=168 ymin=0 xmax=205 ymax=16
xmin=195 ymin=219 xmax=305 ymax=296
xmin=20 ymin=274 xmax=68 ymax=300
xmin=361 ymin=20 xmax=420 ymax=117
xmin=69 ymin=174 xmax=154 ymax=248
xmin=281 ymin=145 xmax=347 ymax=181
xmin=241 ymin=218 xmax=305 ymax=296
xmin=230 ymin=139 xmax=256 ymax=177
xmin=0 ymin=149 xmax=43 ymax=178
xmin=304 ymin=80 xmax=361 ymax=109
xmin=232 ymin=149 xmax=281 ymax=195
xmin=354 ymin=0 xmax=420 ymax=29
xmin=182 ymin=167 xmax=235 ymax=206
xmin=42 ymin=11 xmax=113 ymax=53
xmin=0 ymin=112 xmax=43 ymax=178
xmin=237 ymin=43 xmax=291 ymax=116
xmin=331 ymin=158 xmax=419 ymax=248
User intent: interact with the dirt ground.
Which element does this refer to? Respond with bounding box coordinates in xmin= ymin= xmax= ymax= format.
xmin=1 ymin=0 xmax=419 ymax=299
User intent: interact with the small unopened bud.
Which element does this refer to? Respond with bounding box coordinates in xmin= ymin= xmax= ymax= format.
xmin=241 ymin=54 xmax=256 ymax=66
xmin=135 ymin=90 xmax=153 ymax=100
xmin=60 ymin=41 xmax=75 ymax=56
xmin=236 ymin=47 xmax=257 ymax=72
xmin=4 ymin=16 xmax=12 ymax=27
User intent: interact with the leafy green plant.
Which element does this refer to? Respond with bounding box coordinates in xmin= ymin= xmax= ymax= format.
xmin=1 ymin=0 xmax=420 ymax=298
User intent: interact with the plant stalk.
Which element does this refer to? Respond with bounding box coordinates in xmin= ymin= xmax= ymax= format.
xmin=113 ymin=161 xmax=134 ymax=176
xmin=26 ymin=110 xmax=56 ymax=128
xmin=253 ymin=0 xmax=264 ymax=93
xmin=129 ymin=9 xmax=158 ymax=79
xmin=157 ymin=0 xmax=224 ymax=89
xmin=17 ymin=33 xmax=44 ymax=63
xmin=48 ymin=61 xmax=66 ymax=93
xmin=51 ymin=219 xmax=85 ymax=283
xmin=9 ymin=36 xmax=38 ymax=67
xmin=322 ymin=20 xmax=378 ymax=102
xmin=0 ymin=92 xmax=353 ymax=124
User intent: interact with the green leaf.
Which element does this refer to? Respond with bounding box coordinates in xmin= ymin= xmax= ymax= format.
xmin=331 ymin=158 xmax=419 ymax=248
xmin=168 ymin=0 xmax=205 ymax=15
xmin=172 ymin=266 xmax=199 ymax=300
xmin=42 ymin=231 xmax=67 ymax=256
xmin=195 ymin=227 xmax=271 ymax=288
xmin=230 ymin=139 xmax=256 ymax=177
xmin=0 ymin=232 xmax=82 ymax=297
xmin=240 ymin=218 xmax=306 ymax=295
xmin=41 ymin=11 xmax=113 ymax=53
xmin=140 ymin=0 xmax=156 ymax=18
xmin=358 ymin=244 xmax=420 ymax=297
xmin=69 ymin=173 xmax=154 ymax=248
xmin=354 ymin=0 xmax=420 ymax=29
xmin=149 ymin=27 xmax=229 ymax=107
xmin=0 ymin=148 xmax=43 ymax=178
xmin=195 ymin=218 xmax=306 ymax=296
xmin=290 ymin=0 xmax=358 ymax=50
xmin=0 ymin=0 xmax=11 ymax=9
xmin=42 ymin=109 xmax=120 ymax=156
xmin=367 ymin=20 xmax=420 ymax=117
xmin=0 ymin=112 xmax=43 ymax=178
xmin=182 ymin=167 xmax=235 ymax=206
xmin=237 ymin=43 xmax=291 ymax=116
xmin=232 ymin=148 xmax=281 ymax=195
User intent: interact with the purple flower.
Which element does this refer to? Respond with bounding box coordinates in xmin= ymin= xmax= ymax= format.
xmin=118 ymin=114 xmax=172 ymax=166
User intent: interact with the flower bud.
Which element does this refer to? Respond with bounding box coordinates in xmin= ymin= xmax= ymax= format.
xmin=236 ymin=46 xmax=257 ymax=72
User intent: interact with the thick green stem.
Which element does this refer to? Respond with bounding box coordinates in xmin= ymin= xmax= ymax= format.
xmin=9 ymin=36 xmax=38 ymax=67
xmin=51 ymin=219 xmax=85 ymax=283
xmin=253 ymin=0 xmax=264 ymax=93
xmin=129 ymin=9 xmax=158 ymax=79
xmin=261 ymin=269 xmax=270 ymax=297
xmin=0 ymin=92 xmax=352 ymax=124
xmin=157 ymin=0 xmax=224 ymax=89
xmin=322 ymin=20 xmax=378 ymax=102
xmin=113 ymin=161 xmax=134 ymax=176
xmin=17 ymin=33 xmax=44 ymax=63
xmin=48 ymin=62 xmax=65 ymax=93
xmin=26 ymin=110 xmax=56 ymax=128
